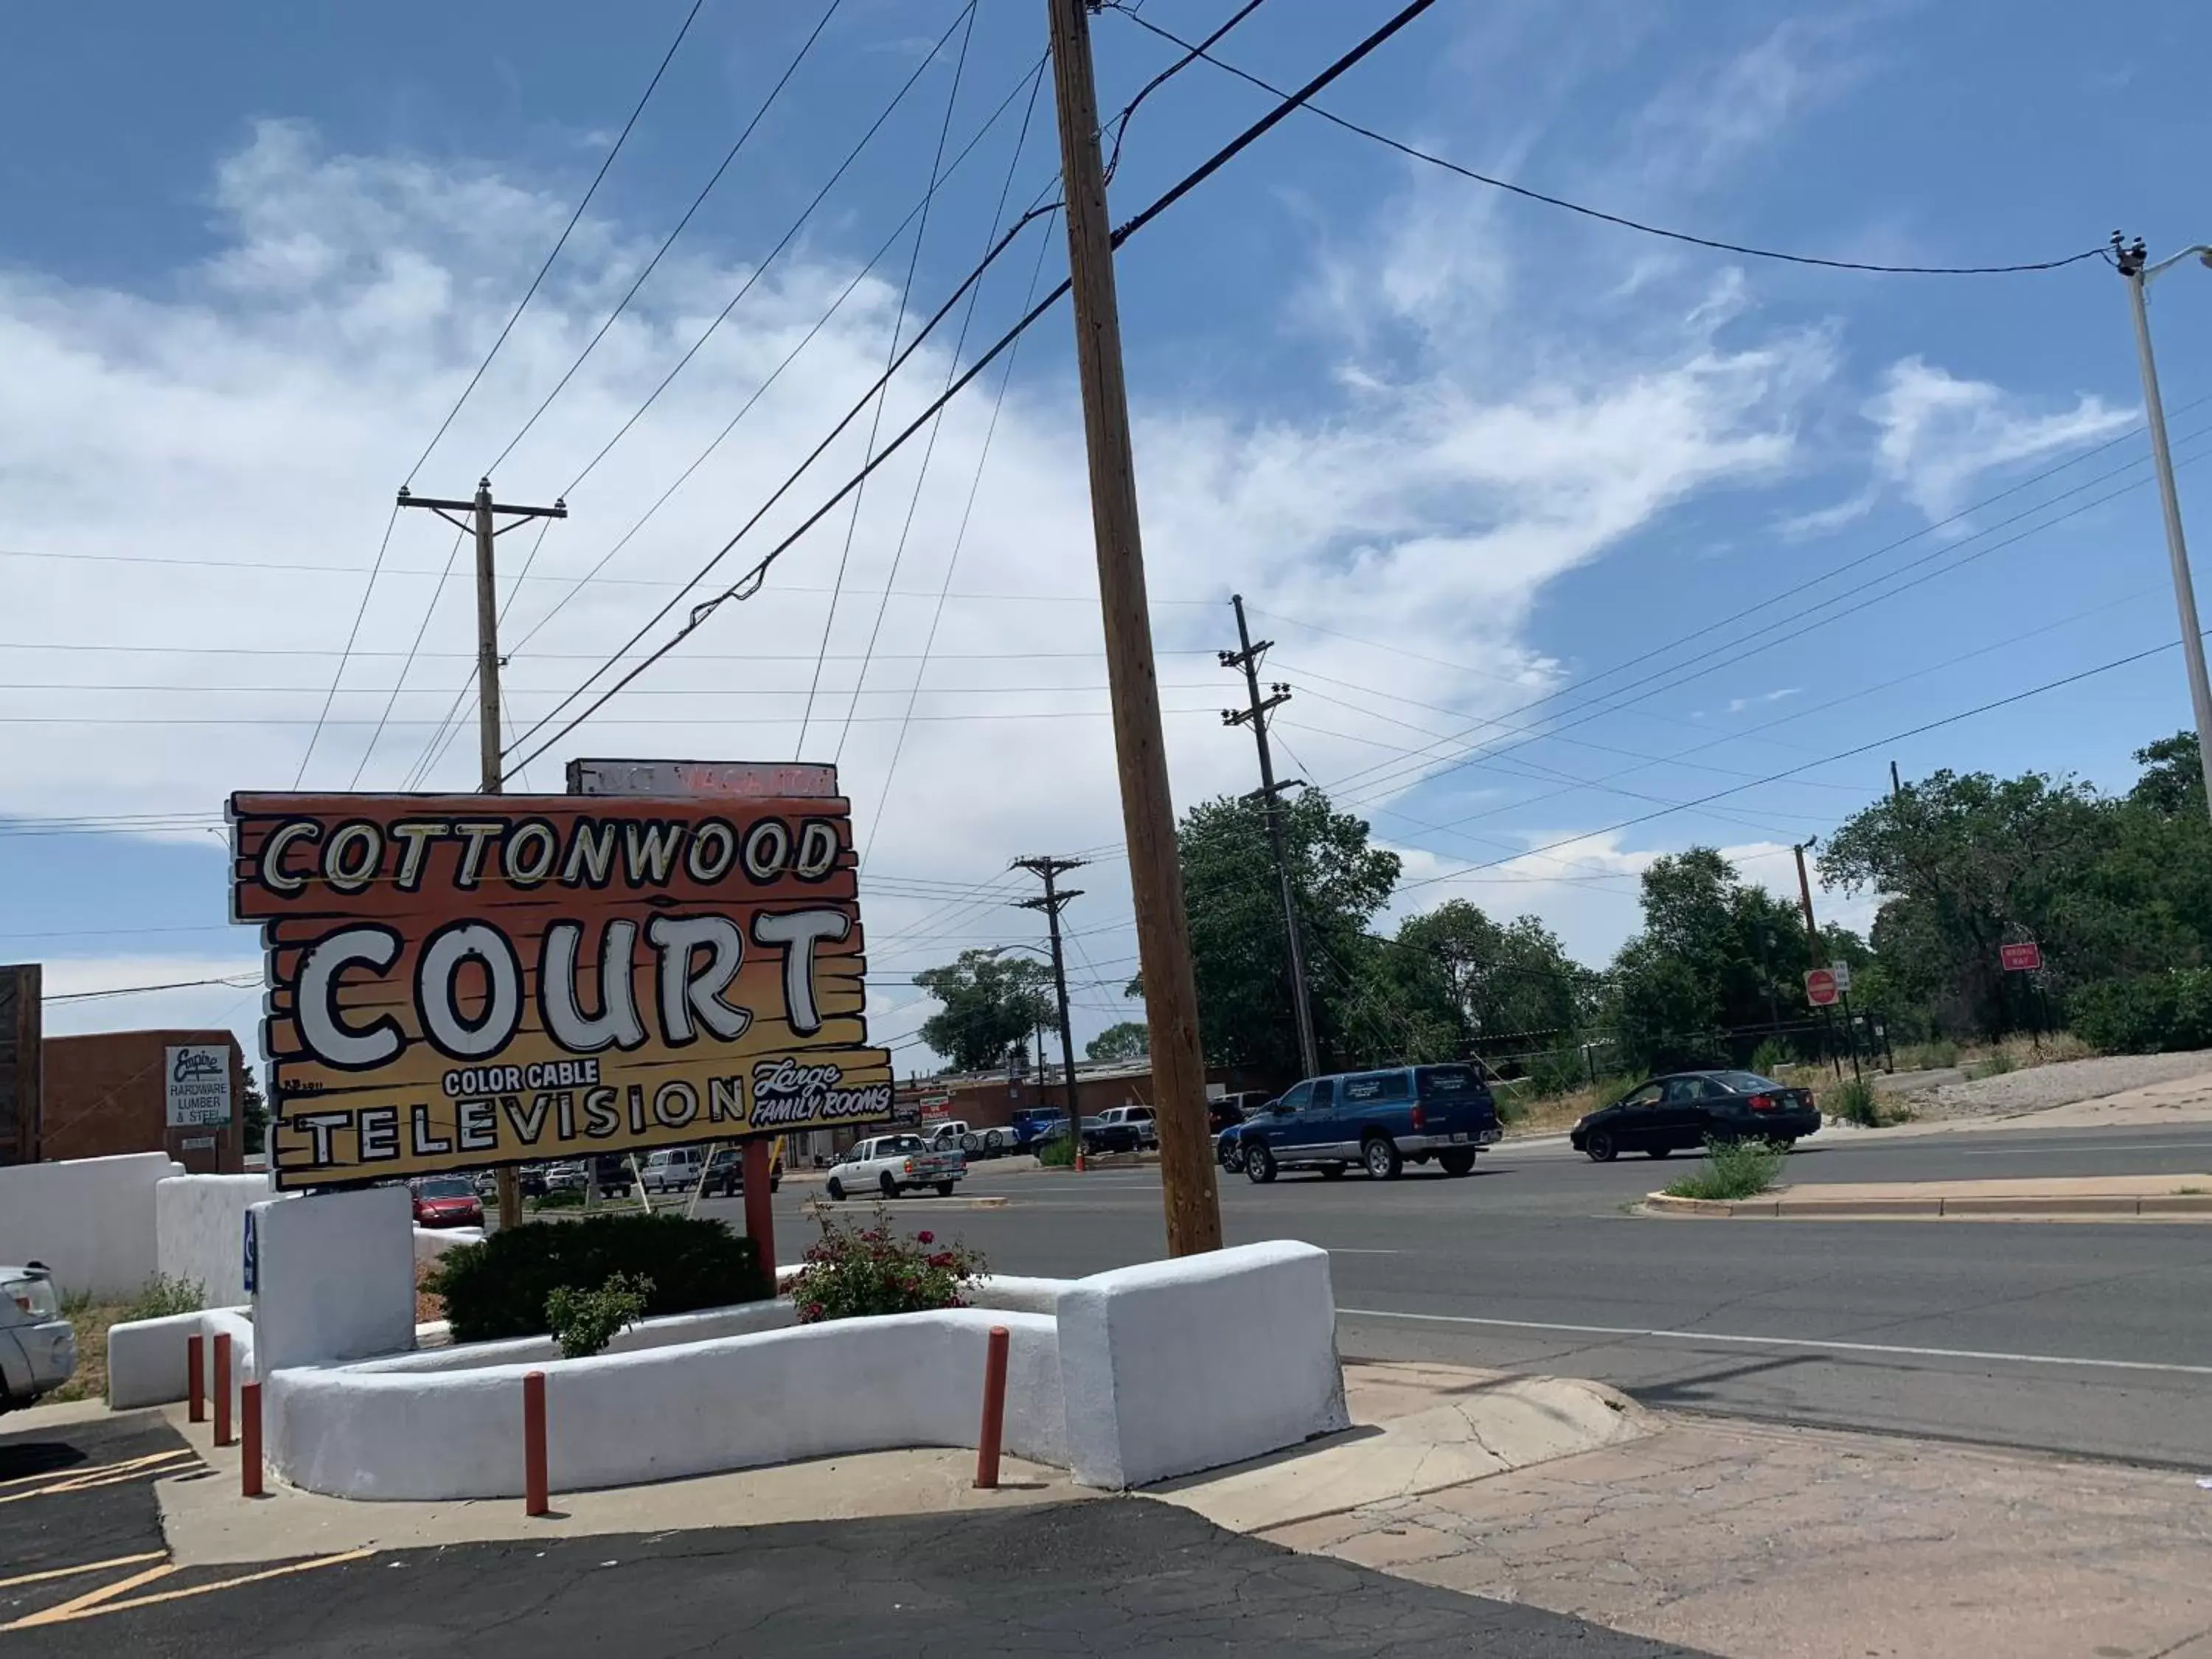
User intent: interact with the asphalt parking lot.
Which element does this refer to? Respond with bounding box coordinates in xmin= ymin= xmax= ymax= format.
xmin=1 ymin=1490 xmax=1705 ymax=1657
xmin=0 ymin=1411 xmax=199 ymax=1631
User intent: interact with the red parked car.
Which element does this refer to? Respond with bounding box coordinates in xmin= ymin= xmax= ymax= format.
xmin=411 ymin=1175 xmax=484 ymax=1228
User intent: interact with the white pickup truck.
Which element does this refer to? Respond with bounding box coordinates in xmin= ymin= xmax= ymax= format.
xmin=825 ymin=1133 xmax=966 ymax=1200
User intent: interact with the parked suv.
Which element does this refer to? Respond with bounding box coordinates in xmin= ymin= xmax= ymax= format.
xmin=1241 ymin=1063 xmax=1502 ymax=1183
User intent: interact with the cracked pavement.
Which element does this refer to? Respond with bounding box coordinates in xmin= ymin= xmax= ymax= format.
xmin=8 ymin=1500 xmax=1710 ymax=1656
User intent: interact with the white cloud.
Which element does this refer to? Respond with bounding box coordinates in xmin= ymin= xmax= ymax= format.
xmin=1723 ymin=687 xmax=1801 ymax=715
xmin=0 ymin=119 xmax=1837 ymax=1062
xmin=1867 ymin=356 xmax=2135 ymax=519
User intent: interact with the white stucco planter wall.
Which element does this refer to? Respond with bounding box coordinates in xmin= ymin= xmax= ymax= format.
xmin=156 ymin=1174 xmax=277 ymax=1309
xmin=267 ymin=1307 xmax=1061 ymax=1500
xmin=0 ymin=1153 xmax=180 ymax=1301
xmin=353 ymin=1299 xmax=799 ymax=1374
xmin=412 ymin=1225 xmax=482 ymax=1265
xmin=105 ymin=1304 xmax=256 ymax=1411
xmin=1057 ymin=1239 xmax=1349 ymax=1489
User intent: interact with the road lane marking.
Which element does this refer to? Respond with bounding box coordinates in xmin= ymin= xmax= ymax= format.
xmin=1958 ymin=1142 xmax=2212 ymax=1155
xmin=0 ymin=1548 xmax=376 ymax=1632
xmin=1336 ymin=1307 xmax=2212 ymax=1377
xmin=0 ymin=1552 xmax=167 ymax=1593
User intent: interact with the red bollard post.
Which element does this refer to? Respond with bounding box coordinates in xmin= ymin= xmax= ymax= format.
xmin=212 ymin=1332 xmax=234 ymax=1447
xmin=240 ymin=1382 xmax=264 ymax=1498
xmin=742 ymin=1140 xmax=776 ymax=1279
xmin=187 ymin=1333 xmax=206 ymax=1423
xmin=974 ymin=1325 xmax=1010 ymax=1489
xmin=523 ymin=1370 xmax=549 ymax=1517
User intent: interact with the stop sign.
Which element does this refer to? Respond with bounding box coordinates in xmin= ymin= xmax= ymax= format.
xmin=1804 ymin=967 xmax=1840 ymax=1007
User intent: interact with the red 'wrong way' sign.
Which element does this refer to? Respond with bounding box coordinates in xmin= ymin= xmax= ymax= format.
xmin=2000 ymin=941 xmax=2043 ymax=973
xmin=1804 ymin=967 xmax=1839 ymax=1006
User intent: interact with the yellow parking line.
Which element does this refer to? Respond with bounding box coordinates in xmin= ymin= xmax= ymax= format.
xmin=3 ymin=1561 xmax=178 ymax=1627
xmin=0 ymin=1450 xmax=199 ymax=1505
xmin=0 ymin=1549 xmax=376 ymax=1631
xmin=0 ymin=1450 xmax=187 ymax=1492
xmin=0 ymin=1551 xmax=167 ymax=1593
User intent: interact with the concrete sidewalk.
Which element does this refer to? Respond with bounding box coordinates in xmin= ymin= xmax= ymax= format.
xmin=1264 ymin=1412 xmax=2212 ymax=1659
xmin=1647 ymin=1171 xmax=2212 ymax=1220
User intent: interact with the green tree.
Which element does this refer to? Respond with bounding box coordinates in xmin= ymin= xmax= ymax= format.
xmin=1603 ymin=848 xmax=1830 ymax=1071
xmin=1155 ymin=789 xmax=1400 ymax=1079
xmin=1820 ymin=769 xmax=2111 ymax=1035
xmin=1354 ymin=901 xmax=1590 ymax=1065
xmin=1085 ymin=1020 xmax=1149 ymax=1063
xmin=911 ymin=950 xmax=1055 ymax=1073
xmin=240 ymin=1071 xmax=268 ymax=1155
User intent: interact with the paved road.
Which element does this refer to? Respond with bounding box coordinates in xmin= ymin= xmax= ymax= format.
xmin=733 ymin=1123 xmax=2212 ymax=1469
xmin=6 ymin=1484 xmax=1704 ymax=1655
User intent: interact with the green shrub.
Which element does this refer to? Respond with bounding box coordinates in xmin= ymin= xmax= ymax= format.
xmin=545 ymin=1272 xmax=653 ymax=1359
xmin=1034 ymin=1133 xmax=1076 ymax=1168
xmin=1748 ymin=1039 xmax=1793 ymax=1077
xmin=1663 ymin=1137 xmax=1790 ymax=1202
xmin=125 ymin=1273 xmax=204 ymax=1321
xmin=422 ymin=1212 xmax=768 ymax=1344
xmin=1828 ymin=1076 xmax=1880 ymax=1127
xmin=789 ymin=1203 xmax=984 ymax=1324
xmin=529 ymin=1188 xmax=586 ymax=1211
xmin=1900 ymin=1039 xmax=1959 ymax=1071
xmin=1969 ymin=1048 xmax=2017 ymax=1079
xmin=2070 ymin=970 xmax=2212 ymax=1055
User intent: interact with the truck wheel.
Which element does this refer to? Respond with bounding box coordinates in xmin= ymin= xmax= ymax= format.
xmin=1438 ymin=1149 xmax=1476 ymax=1177
xmin=959 ymin=1133 xmax=981 ymax=1154
xmin=1245 ymin=1144 xmax=1277 ymax=1183
xmin=1319 ymin=1164 xmax=1346 ymax=1180
xmin=880 ymin=1173 xmax=900 ymax=1198
xmin=1363 ymin=1135 xmax=1403 ymax=1180
xmin=934 ymin=1180 xmax=956 ymax=1197
xmin=983 ymin=1129 xmax=1005 ymax=1155
xmin=1219 ymin=1142 xmax=1245 ymax=1175
xmin=827 ymin=1177 xmax=846 ymax=1201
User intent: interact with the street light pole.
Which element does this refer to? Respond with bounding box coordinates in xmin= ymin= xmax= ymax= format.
xmin=2115 ymin=234 xmax=2212 ymax=821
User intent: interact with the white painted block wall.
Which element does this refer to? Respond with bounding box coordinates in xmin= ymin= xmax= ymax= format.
xmin=1056 ymin=1239 xmax=1350 ymax=1489
xmin=0 ymin=1153 xmax=181 ymax=1300
xmin=251 ymin=1186 xmax=417 ymax=1371
xmin=156 ymin=1173 xmax=277 ymax=1308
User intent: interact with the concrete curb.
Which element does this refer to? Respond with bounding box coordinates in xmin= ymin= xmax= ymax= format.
xmin=1644 ymin=1190 xmax=2212 ymax=1221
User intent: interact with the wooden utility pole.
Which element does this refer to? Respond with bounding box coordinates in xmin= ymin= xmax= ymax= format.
xmin=1013 ymin=858 xmax=1086 ymax=1137
xmin=399 ymin=479 xmax=566 ymax=1229
xmin=1792 ymin=838 xmax=1841 ymax=1079
xmin=1046 ymin=0 xmax=1220 ymax=1253
xmin=1221 ymin=594 xmax=1318 ymax=1080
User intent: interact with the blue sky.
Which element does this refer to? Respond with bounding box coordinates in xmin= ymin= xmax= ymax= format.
xmin=4 ymin=0 xmax=2211 ymax=1069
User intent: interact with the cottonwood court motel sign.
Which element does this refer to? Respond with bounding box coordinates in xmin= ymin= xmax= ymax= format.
xmin=230 ymin=779 xmax=893 ymax=1191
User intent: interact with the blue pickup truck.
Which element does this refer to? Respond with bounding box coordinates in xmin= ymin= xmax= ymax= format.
xmin=1237 ymin=1063 xmax=1501 ymax=1183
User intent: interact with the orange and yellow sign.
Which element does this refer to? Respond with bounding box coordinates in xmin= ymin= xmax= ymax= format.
xmin=229 ymin=792 xmax=891 ymax=1191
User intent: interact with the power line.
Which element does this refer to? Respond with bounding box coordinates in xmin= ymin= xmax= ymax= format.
xmin=797 ymin=1 xmax=981 ymax=759
xmin=832 ymin=52 xmax=1050 ymax=771
xmin=1396 ymin=628 xmax=2205 ymax=895
xmin=291 ymin=498 xmax=400 ymax=787
xmin=45 ymin=973 xmax=262 ymax=1004
xmin=495 ymin=50 xmax=1065 ymax=664
xmin=405 ymin=0 xmax=706 ymax=486
xmin=1312 ymin=408 xmax=2212 ymax=813
xmin=862 ymin=203 xmax=1061 ymax=864
xmin=352 ymin=525 xmax=466 ymax=787
xmin=482 ymin=0 xmax=850 ymax=479
xmin=1110 ymin=6 xmax=2109 ymax=277
xmin=506 ymin=0 xmax=1445 ymax=776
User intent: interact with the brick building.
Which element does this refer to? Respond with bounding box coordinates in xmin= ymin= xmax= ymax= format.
xmin=36 ymin=1029 xmax=248 ymax=1174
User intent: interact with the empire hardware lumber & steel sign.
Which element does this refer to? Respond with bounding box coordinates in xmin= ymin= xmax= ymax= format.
xmin=230 ymin=792 xmax=892 ymax=1191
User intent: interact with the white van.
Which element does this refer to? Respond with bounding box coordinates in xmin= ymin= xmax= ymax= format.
xmin=639 ymin=1145 xmax=709 ymax=1194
